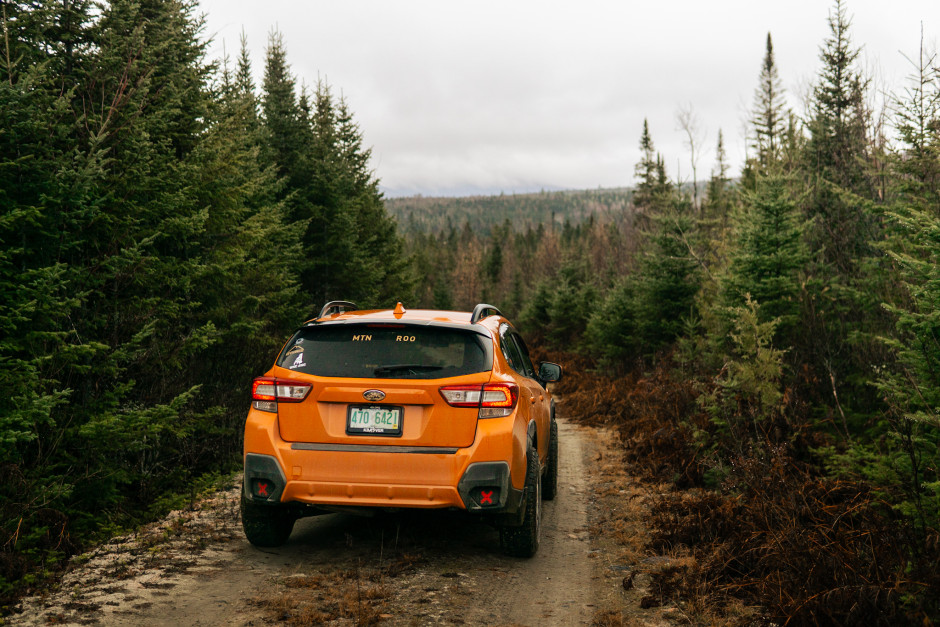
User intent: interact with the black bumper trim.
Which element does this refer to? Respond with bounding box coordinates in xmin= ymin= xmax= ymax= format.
xmin=290 ymin=443 xmax=459 ymax=454
xmin=244 ymin=453 xmax=288 ymax=503
xmin=457 ymin=461 xmax=524 ymax=521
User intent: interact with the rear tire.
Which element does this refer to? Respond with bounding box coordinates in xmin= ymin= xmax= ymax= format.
xmin=542 ymin=419 xmax=559 ymax=501
xmin=241 ymin=493 xmax=295 ymax=547
xmin=499 ymin=449 xmax=541 ymax=558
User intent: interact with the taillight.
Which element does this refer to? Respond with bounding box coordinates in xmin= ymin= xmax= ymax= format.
xmin=439 ymin=385 xmax=486 ymax=407
xmin=480 ymin=383 xmax=517 ymax=408
xmin=251 ymin=377 xmax=312 ymax=412
xmin=439 ymin=383 xmax=518 ymax=418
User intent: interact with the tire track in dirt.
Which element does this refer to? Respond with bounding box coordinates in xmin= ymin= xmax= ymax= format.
xmin=11 ymin=415 xmax=670 ymax=626
xmin=451 ymin=417 xmax=596 ymax=626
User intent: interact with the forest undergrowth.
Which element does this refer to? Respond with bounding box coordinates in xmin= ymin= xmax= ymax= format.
xmin=550 ymin=349 xmax=940 ymax=626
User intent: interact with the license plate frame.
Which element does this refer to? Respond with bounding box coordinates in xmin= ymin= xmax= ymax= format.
xmin=346 ymin=404 xmax=404 ymax=437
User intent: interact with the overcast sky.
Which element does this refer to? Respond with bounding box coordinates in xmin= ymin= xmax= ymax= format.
xmin=197 ymin=1 xmax=938 ymax=197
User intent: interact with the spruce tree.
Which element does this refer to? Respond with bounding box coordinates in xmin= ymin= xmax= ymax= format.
xmin=751 ymin=33 xmax=788 ymax=171
xmin=722 ymin=175 xmax=808 ymax=345
xmin=633 ymin=119 xmax=659 ymax=209
xmin=60 ymin=0 xmax=240 ymax=515
xmin=878 ymin=203 xmax=940 ymax=532
xmin=1 ymin=0 xmax=229 ymax=577
xmin=546 ymin=259 xmax=597 ymax=347
xmin=333 ymin=94 xmax=413 ymax=305
xmin=633 ymin=194 xmax=702 ymax=353
xmin=258 ymin=33 xmax=327 ymax=308
xmin=704 ymin=130 xmax=734 ymax=229
xmin=0 ymin=0 xmax=97 ymax=468
xmin=184 ymin=39 xmax=302 ymax=410
xmin=875 ymin=38 xmax=940 ymax=534
xmin=0 ymin=0 xmax=413 ymax=594
xmin=585 ymin=278 xmax=639 ymax=368
xmin=807 ymin=0 xmax=872 ymax=198
xmin=796 ymin=0 xmax=887 ymax=437
xmin=260 ymin=31 xmax=307 ymax=184
xmin=258 ymin=40 xmax=411 ymax=308
xmin=235 ymin=31 xmax=256 ymax=102
xmin=891 ymin=34 xmax=940 ymax=206
xmin=803 ymin=0 xmax=877 ymax=274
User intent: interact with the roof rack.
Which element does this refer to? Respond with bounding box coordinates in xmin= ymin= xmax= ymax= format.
xmin=318 ymin=300 xmax=358 ymax=319
xmin=470 ymin=303 xmax=502 ymax=324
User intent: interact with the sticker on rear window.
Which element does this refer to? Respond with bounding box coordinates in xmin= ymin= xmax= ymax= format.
xmin=277 ymin=325 xmax=490 ymax=378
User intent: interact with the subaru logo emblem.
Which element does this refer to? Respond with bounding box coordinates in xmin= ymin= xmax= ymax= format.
xmin=363 ymin=389 xmax=386 ymax=402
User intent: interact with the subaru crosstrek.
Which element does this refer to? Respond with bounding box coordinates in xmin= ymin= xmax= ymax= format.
xmin=242 ymin=301 xmax=562 ymax=557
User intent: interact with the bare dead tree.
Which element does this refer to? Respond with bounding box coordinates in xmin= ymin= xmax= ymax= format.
xmin=676 ymin=102 xmax=706 ymax=212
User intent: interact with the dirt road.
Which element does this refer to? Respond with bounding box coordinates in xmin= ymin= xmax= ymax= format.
xmin=12 ymin=415 xmax=673 ymax=626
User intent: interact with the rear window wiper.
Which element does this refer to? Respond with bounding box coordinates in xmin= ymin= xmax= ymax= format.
xmin=373 ymin=364 xmax=444 ymax=376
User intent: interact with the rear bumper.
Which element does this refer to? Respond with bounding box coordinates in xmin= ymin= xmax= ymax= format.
xmin=243 ymin=407 xmax=527 ymax=515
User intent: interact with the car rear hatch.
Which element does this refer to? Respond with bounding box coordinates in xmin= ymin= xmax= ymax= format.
xmin=271 ymin=322 xmax=493 ymax=449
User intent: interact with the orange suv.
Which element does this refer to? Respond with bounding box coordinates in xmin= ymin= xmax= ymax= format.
xmin=242 ymin=301 xmax=561 ymax=557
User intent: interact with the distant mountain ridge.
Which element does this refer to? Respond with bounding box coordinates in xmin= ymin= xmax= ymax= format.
xmin=385 ymin=187 xmax=635 ymax=234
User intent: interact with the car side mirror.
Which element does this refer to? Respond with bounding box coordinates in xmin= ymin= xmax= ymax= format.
xmin=538 ymin=362 xmax=562 ymax=383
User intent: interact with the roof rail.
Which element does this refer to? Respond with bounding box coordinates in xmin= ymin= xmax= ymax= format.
xmin=470 ymin=303 xmax=502 ymax=324
xmin=318 ymin=300 xmax=357 ymax=319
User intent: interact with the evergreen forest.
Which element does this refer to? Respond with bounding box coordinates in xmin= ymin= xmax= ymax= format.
xmin=386 ymin=187 xmax=633 ymax=235
xmin=0 ymin=0 xmax=410 ymax=608
xmin=3 ymin=0 xmax=940 ymax=623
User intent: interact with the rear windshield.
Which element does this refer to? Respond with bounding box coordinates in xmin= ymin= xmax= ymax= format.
xmin=276 ymin=324 xmax=490 ymax=379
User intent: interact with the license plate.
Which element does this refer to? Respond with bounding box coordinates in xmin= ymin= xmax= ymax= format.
xmin=346 ymin=405 xmax=403 ymax=436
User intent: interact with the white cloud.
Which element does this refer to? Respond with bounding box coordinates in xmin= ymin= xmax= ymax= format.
xmin=198 ymin=0 xmax=939 ymax=196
